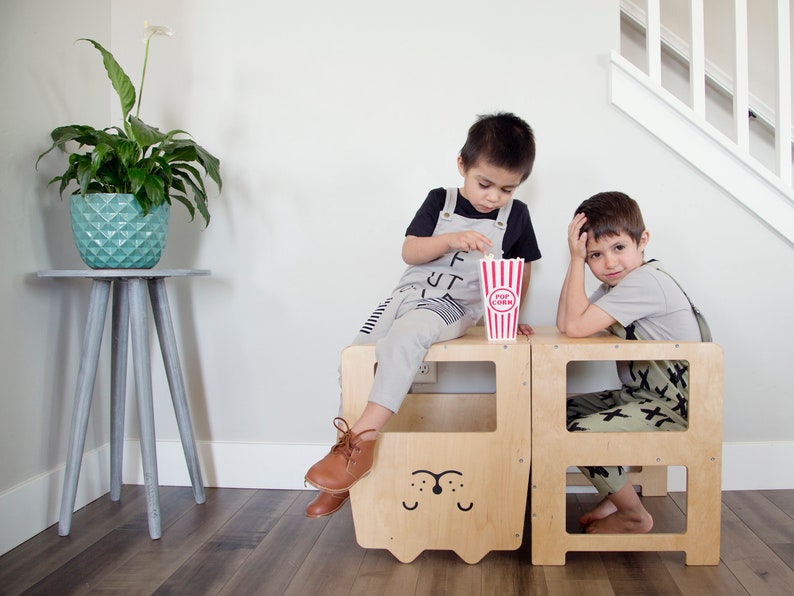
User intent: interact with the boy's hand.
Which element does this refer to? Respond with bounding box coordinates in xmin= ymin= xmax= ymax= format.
xmin=517 ymin=323 xmax=535 ymax=336
xmin=445 ymin=231 xmax=493 ymax=255
xmin=568 ymin=212 xmax=588 ymax=261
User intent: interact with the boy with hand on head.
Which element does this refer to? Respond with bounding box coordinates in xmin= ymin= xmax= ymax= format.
xmin=557 ymin=191 xmax=710 ymax=534
xmin=304 ymin=112 xmax=541 ymax=518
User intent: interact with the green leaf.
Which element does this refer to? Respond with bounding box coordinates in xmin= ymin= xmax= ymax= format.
xmin=193 ymin=144 xmax=222 ymax=191
xmin=169 ymin=177 xmax=187 ymax=198
xmin=78 ymin=39 xmax=136 ymax=119
xmin=86 ymin=181 xmax=106 ymax=193
xmin=193 ymin=192 xmax=209 ymax=226
xmin=116 ymin=138 xmax=142 ymax=168
xmin=161 ymin=143 xmax=197 ymax=164
xmin=56 ymin=174 xmax=72 ymax=198
xmin=165 ymin=138 xmax=222 ymax=192
xmin=142 ymin=172 xmax=166 ymax=207
xmin=162 ymin=128 xmax=190 ymax=143
xmin=169 ymin=193 xmax=196 ymax=221
xmin=75 ymin=155 xmax=94 ymax=196
xmin=151 ymin=156 xmax=173 ymax=185
xmin=91 ymin=143 xmax=113 ymax=168
xmin=50 ymin=125 xmax=99 ymax=147
xmin=173 ymin=162 xmax=205 ymax=191
xmin=172 ymin=165 xmax=209 ymax=226
xmin=128 ymin=115 xmax=167 ymax=150
xmin=127 ymin=168 xmax=147 ymax=193
xmin=133 ymin=188 xmax=153 ymax=216
xmin=36 ymin=125 xmax=99 ymax=166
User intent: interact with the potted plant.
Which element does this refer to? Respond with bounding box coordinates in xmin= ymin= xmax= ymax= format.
xmin=36 ymin=25 xmax=222 ymax=269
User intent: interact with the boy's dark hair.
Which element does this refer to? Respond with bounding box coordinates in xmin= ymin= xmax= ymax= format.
xmin=576 ymin=191 xmax=646 ymax=245
xmin=459 ymin=112 xmax=536 ymax=181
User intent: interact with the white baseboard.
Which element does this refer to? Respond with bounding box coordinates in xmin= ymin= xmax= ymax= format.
xmin=2 ymin=440 xmax=792 ymax=556
xmin=120 ymin=439 xmax=329 ymax=490
xmin=721 ymin=442 xmax=794 ymax=490
xmin=0 ymin=445 xmax=111 ymax=557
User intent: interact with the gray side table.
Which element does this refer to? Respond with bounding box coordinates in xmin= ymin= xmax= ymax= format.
xmin=38 ymin=269 xmax=208 ymax=539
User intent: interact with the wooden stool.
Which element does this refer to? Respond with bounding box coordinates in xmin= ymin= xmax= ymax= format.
xmin=529 ymin=328 xmax=723 ymax=565
xmin=341 ymin=326 xmax=531 ymax=564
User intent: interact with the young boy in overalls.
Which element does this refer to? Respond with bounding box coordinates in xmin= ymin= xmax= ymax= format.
xmin=557 ymin=191 xmax=711 ymax=534
xmin=304 ymin=112 xmax=541 ymax=517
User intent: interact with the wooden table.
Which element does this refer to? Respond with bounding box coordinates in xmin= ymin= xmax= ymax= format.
xmin=528 ymin=326 xmax=723 ymax=565
xmin=342 ymin=326 xmax=532 ymax=564
xmin=341 ymin=325 xmax=723 ymax=564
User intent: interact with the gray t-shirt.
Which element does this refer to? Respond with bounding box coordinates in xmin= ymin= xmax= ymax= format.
xmin=589 ymin=262 xmax=701 ymax=388
xmin=589 ymin=262 xmax=701 ymax=342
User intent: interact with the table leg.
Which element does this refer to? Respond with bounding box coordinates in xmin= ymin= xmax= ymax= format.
xmin=148 ymin=278 xmax=206 ymax=504
xmin=128 ymin=278 xmax=162 ymax=539
xmin=59 ymin=279 xmax=111 ymax=536
xmin=110 ymin=280 xmax=129 ymax=501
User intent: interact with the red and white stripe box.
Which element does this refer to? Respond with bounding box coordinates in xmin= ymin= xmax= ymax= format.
xmin=479 ymin=257 xmax=524 ymax=342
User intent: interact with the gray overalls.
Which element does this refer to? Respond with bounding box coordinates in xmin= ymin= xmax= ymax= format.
xmin=566 ymin=323 xmax=691 ymax=495
xmin=566 ymin=262 xmax=709 ymax=496
xmin=352 ymin=188 xmax=512 ymax=413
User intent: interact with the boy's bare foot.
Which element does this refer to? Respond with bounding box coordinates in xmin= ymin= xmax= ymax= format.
xmin=584 ymin=508 xmax=653 ymax=534
xmin=578 ymin=497 xmax=617 ymax=527
xmin=579 ymin=482 xmax=653 ymax=533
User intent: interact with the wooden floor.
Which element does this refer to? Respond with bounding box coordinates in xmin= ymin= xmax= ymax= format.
xmin=1 ymin=486 xmax=793 ymax=595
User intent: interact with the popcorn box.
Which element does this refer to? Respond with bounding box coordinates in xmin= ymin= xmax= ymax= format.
xmin=479 ymin=257 xmax=524 ymax=342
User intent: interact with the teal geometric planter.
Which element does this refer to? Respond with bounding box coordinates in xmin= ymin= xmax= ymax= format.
xmin=69 ymin=193 xmax=170 ymax=269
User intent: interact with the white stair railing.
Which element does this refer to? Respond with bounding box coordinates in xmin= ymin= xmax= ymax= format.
xmin=615 ymin=0 xmax=794 ymax=246
xmin=623 ymin=0 xmax=793 ymax=184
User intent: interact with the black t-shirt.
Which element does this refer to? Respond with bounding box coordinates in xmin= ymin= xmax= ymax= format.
xmin=404 ymin=187 xmax=541 ymax=261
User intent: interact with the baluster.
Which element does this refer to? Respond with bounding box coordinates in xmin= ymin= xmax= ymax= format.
xmin=646 ymin=0 xmax=662 ymax=84
xmin=733 ymin=0 xmax=750 ymax=151
xmin=689 ymin=0 xmax=706 ymax=117
xmin=775 ymin=0 xmax=792 ymax=183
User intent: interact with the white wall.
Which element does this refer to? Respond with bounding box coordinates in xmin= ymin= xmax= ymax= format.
xmin=2 ymin=0 xmax=792 ymax=554
xmin=0 ymin=0 xmax=113 ymax=553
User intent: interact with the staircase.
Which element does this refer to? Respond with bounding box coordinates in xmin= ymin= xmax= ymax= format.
xmin=613 ymin=0 xmax=794 ymax=247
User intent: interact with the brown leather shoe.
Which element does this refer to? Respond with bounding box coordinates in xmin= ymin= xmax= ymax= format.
xmin=304 ymin=417 xmax=377 ymax=493
xmin=305 ymin=490 xmax=350 ymax=518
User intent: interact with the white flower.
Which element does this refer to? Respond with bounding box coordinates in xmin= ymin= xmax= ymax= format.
xmin=142 ymin=22 xmax=174 ymax=43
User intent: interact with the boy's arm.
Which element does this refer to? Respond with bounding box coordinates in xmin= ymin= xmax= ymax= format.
xmin=557 ymin=213 xmax=616 ymax=338
xmin=556 ymin=262 xmax=572 ymax=332
xmin=402 ymin=232 xmax=493 ymax=265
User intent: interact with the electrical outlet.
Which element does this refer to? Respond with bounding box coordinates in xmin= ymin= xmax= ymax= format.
xmin=413 ymin=361 xmax=437 ymax=384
